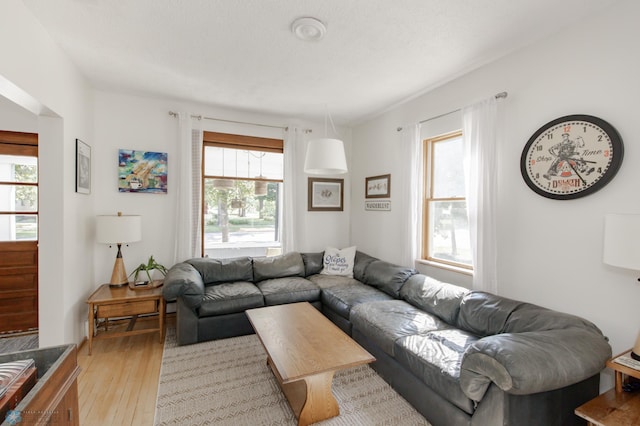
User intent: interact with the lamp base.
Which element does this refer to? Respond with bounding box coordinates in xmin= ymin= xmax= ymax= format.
xmin=109 ymin=251 xmax=129 ymax=287
xmin=631 ymin=351 xmax=640 ymax=361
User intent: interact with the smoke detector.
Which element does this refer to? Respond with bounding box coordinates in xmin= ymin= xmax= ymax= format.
xmin=291 ymin=17 xmax=327 ymax=42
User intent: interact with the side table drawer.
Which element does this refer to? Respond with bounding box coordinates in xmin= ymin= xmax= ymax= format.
xmin=97 ymin=300 xmax=157 ymax=318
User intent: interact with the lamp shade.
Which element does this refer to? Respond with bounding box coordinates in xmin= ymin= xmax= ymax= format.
xmin=96 ymin=214 xmax=142 ymax=244
xmin=603 ymin=213 xmax=640 ymax=270
xmin=304 ymin=138 xmax=348 ymax=175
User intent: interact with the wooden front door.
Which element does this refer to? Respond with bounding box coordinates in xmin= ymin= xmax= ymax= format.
xmin=0 ymin=131 xmax=38 ymax=334
xmin=0 ymin=241 xmax=38 ymax=332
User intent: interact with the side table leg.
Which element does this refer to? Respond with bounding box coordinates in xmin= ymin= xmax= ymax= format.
xmin=88 ymin=303 xmax=94 ymax=356
xmin=615 ymin=370 xmax=623 ymax=393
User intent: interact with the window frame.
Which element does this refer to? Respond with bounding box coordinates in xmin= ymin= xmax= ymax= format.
xmin=0 ymin=131 xmax=38 ymax=242
xmin=201 ymin=131 xmax=284 ymax=255
xmin=422 ymin=130 xmax=472 ymax=270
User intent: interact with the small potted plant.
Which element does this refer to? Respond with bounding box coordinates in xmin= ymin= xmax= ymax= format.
xmin=129 ymin=255 xmax=168 ymax=287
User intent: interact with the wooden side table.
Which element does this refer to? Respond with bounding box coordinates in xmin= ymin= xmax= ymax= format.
xmin=574 ymin=350 xmax=640 ymax=425
xmin=86 ymin=283 xmax=165 ymax=355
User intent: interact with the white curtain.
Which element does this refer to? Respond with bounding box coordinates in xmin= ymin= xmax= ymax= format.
xmin=463 ymin=97 xmax=501 ymax=293
xmin=399 ymin=123 xmax=423 ymax=267
xmin=282 ymin=126 xmax=300 ymax=253
xmin=173 ymin=113 xmax=203 ymax=263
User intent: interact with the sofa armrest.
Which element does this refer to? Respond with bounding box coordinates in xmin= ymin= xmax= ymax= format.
xmin=459 ymin=328 xmax=611 ymax=401
xmin=162 ymin=262 xmax=205 ymax=309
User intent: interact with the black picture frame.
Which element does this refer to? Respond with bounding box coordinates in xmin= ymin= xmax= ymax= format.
xmin=76 ymin=139 xmax=91 ymax=194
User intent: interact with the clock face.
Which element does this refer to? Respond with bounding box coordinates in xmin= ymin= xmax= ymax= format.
xmin=520 ymin=115 xmax=623 ymax=200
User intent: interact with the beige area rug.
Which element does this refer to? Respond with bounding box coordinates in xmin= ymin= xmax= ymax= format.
xmin=155 ymin=325 xmax=431 ymax=425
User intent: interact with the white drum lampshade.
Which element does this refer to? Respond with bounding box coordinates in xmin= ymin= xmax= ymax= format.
xmin=96 ymin=212 xmax=142 ymax=286
xmin=603 ymin=213 xmax=640 ymax=360
xmin=603 ymin=213 xmax=640 ymax=270
xmin=304 ymin=138 xmax=348 ymax=175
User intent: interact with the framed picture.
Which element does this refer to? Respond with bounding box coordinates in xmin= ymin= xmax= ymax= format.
xmin=118 ymin=149 xmax=168 ymax=193
xmin=308 ymin=178 xmax=344 ymax=211
xmin=365 ymin=174 xmax=390 ymax=198
xmin=76 ymin=139 xmax=91 ymax=194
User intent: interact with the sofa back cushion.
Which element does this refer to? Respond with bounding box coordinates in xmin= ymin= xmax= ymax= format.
xmin=456 ymin=291 xmax=524 ymax=337
xmin=253 ymin=252 xmax=305 ymax=282
xmin=361 ymin=260 xmax=416 ymax=298
xmin=301 ymin=252 xmax=324 ymax=276
xmin=353 ymin=251 xmax=377 ymax=282
xmin=400 ymin=274 xmax=469 ymax=324
xmin=186 ymin=257 xmax=253 ymax=285
xmin=502 ymin=302 xmax=602 ymax=334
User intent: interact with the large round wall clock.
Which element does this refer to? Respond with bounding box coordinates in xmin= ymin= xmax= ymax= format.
xmin=520 ymin=114 xmax=623 ymax=200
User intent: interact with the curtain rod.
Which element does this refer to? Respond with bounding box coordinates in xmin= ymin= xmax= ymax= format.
xmin=168 ymin=111 xmax=312 ymax=133
xmin=397 ymin=91 xmax=508 ymax=132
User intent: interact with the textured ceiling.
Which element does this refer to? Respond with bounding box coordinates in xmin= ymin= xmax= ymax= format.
xmin=23 ymin=0 xmax=619 ymax=125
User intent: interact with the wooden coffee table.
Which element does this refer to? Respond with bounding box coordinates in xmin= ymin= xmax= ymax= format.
xmin=246 ymin=302 xmax=375 ymax=426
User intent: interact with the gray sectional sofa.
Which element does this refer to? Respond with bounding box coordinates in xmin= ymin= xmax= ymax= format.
xmin=162 ymin=250 xmax=611 ymax=426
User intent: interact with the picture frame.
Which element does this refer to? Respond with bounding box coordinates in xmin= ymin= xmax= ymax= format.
xmin=308 ymin=178 xmax=344 ymax=211
xmin=118 ymin=149 xmax=168 ymax=193
xmin=365 ymin=174 xmax=390 ymax=198
xmin=76 ymin=139 xmax=91 ymax=194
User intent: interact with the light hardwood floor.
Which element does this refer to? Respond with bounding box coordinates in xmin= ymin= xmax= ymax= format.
xmin=77 ymin=316 xmax=170 ymax=426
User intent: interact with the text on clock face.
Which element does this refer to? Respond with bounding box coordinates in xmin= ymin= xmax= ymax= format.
xmin=525 ymin=121 xmax=614 ymax=193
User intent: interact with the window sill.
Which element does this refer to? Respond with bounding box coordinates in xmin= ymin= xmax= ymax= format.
xmin=415 ymin=259 xmax=473 ymax=276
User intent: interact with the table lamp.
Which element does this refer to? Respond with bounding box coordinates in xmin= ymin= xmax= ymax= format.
xmin=96 ymin=212 xmax=142 ymax=286
xmin=603 ymin=213 xmax=640 ymax=360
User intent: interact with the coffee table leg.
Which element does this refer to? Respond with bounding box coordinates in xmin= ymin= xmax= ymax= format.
xmin=280 ymin=371 xmax=339 ymax=426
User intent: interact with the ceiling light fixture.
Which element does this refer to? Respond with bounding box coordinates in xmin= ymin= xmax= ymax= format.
xmin=291 ymin=17 xmax=326 ymax=42
xmin=304 ymin=106 xmax=348 ymax=175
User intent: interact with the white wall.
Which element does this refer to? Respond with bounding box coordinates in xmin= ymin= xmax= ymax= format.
xmin=0 ymin=1 xmax=94 ymax=347
xmin=92 ymin=91 xmax=352 ymax=284
xmin=352 ymin=0 xmax=640 ymax=389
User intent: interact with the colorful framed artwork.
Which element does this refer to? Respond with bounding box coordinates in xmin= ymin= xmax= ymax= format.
xmin=365 ymin=174 xmax=390 ymax=198
xmin=118 ymin=149 xmax=168 ymax=193
xmin=308 ymin=178 xmax=344 ymax=211
xmin=76 ymin=139 xmax=91 ymax=194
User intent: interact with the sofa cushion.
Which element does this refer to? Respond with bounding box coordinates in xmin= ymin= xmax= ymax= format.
xmin=198 ymin=282 xmax=264 ymax=317
xmin=353 ymin=251 xmax=377 ymax=282
xmin=307 ymin=274 xmax=361 ymax=290
xmin=321 ymin=281 xmax=393 ymax=319
xmin=400 ymin=274 xmax=469 ymax=324
xmin=457 ymin=291 xmax=524 ymax=337
xmin=162 ymin=262 xmax=205 ymax=309
xmin=320 ymin=246 xmax=356 ymax=277
xmin=301 ymin=252 xmax=324 ymax=276
xmin=361 ymin=260 xmax=416 ymax=298
xmin=186 ymin=257 xmax=253 ymax=286
xmin=256 ymin=276 xmax=321 ymax=306
xmin=502 ymin=302 xmax=603 ymax=334
xmin=395 ymin=330 xmax=479 ymax=415
xmin=350 ymin=300 xmax=451 ymax=357
xmin=252 ymin=252 xmax=305 ymax=282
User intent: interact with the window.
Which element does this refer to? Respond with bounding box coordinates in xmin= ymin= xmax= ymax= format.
xmin=0 ymin=136 xmax=38 ymax=242
xmin=423 ymin=131 xmax=472 ymax=269
xmin=202 ymin=132 xmax=283 ymax=255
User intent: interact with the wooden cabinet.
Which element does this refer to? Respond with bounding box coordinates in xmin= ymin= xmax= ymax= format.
xmin=0 ymin=344 xmax=79 ymax=425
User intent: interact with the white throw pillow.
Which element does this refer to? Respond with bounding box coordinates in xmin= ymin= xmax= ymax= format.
xmin=320 ymin=246 xmax=356 ymax=278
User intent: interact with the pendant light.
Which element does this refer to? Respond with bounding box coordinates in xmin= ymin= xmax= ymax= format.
xmin=254 ymin=152 xmax=267 ymax=196
xmin=304 ymin=107 xmax=348 ymax=175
